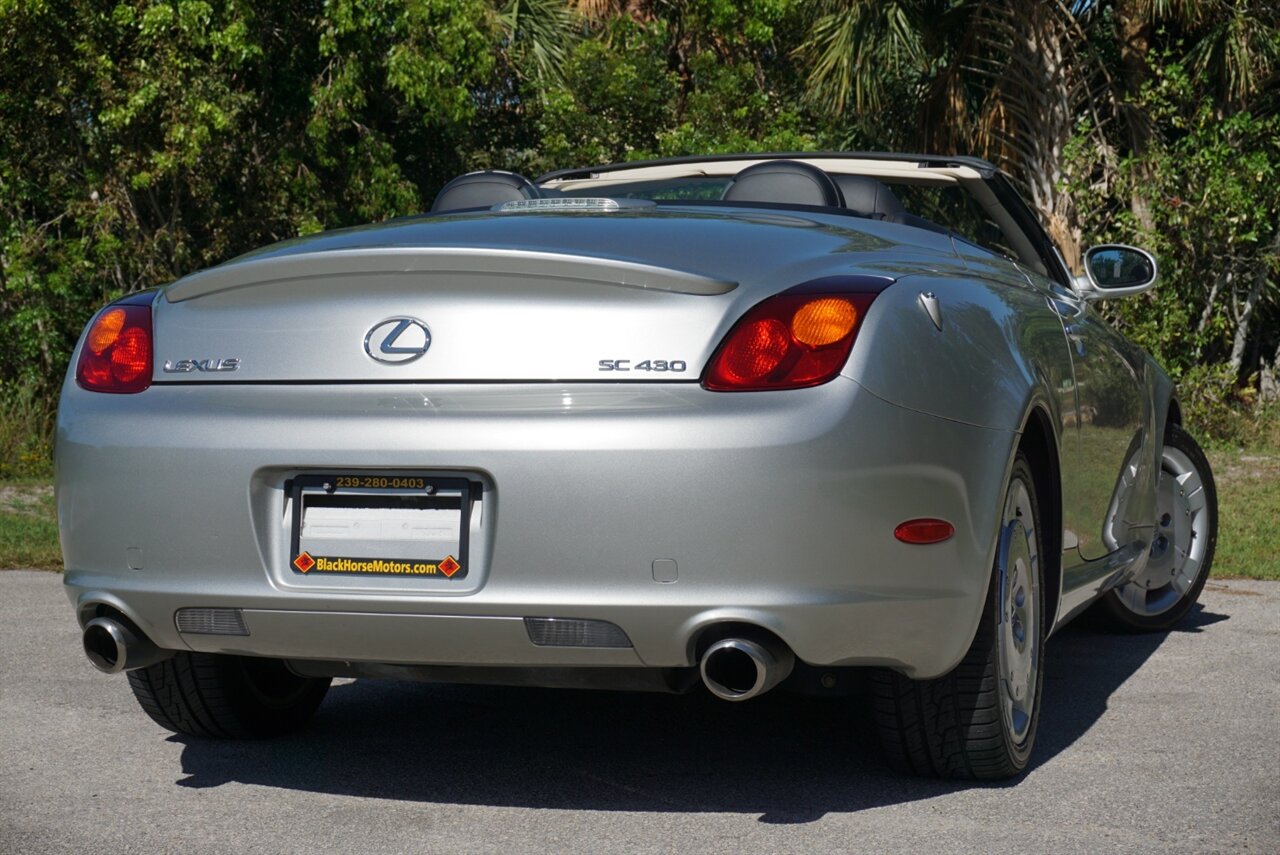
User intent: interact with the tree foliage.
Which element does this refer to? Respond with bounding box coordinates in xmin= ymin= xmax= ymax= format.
xmin=1067 ymin=51 xmax=1280 ymax=440
xmin=1 ymin=0 xmax=1277 ymax=442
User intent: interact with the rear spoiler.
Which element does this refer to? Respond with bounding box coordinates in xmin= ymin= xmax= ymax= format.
xmin=165 ymin=247 xmax=738 ymax=303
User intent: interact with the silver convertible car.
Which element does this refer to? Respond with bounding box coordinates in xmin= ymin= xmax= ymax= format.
xmin=58 ymin=153 xmax=1217 ymax=779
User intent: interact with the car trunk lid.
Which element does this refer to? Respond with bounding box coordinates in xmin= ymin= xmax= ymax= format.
xmin=153 ymin=247 xmax=738 ymax=383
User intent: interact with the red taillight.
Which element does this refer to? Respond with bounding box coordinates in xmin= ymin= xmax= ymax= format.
xmin=702 ymin=292 xmax=877 ymax=391
xmin=76 ymin=305 xmax=153 ymax=393
xmin=894 ymin=519 xmax=955 ymax=545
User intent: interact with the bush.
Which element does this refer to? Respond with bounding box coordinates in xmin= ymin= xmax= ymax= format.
xmin=0 ymin=384 xmax=54 ymax=479
xmin=1177 ymin=364 xmax=1279 ymax=450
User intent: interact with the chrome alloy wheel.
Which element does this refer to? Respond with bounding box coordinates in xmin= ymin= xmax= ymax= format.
xmin=1114 ymin=445 xmax=1211 ymax=617
xmin=996 ymin=477 xmax=1040 ymax=747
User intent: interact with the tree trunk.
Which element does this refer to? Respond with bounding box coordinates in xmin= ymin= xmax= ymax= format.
xmin=970 ymin=4 xmax=1097 ymax=269
xmin=32 ymin=314 xmax=54 ymax=384
xmin=1114 ymin=0 xmax=1156 ymax=230
xmin=1261 ymin=341 xmax=1280 ymax=402
xmin=1197 ymin=271 xmax=1228 ymax=338
xmin=1228 ymin=230 xmax=1280 ymax=375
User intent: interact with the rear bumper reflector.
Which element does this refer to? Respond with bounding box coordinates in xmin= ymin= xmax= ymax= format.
xmin=524 ymin=617 xmax=632 ymax=648
xmin=175 ymin=608 xmax=250 ymax=636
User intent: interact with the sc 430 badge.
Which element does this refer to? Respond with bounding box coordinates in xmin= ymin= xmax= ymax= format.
xmin=598 ymin=359 xmax=688 ymax=372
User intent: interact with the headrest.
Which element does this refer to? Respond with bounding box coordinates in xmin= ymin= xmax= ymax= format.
xmin=431 ymin=170 xmax=537 ymax=212
xmin=721 ymin=160 xmax=844 ymax=208
xmin=831 ymin=175 xmax=906 ymax=219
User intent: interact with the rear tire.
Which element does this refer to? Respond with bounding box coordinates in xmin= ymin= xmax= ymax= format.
xmin=873 ymin=453 xmax=1045 ymax=779
xmin=127 ymin=652 xmax=330 ymax=738
xmin=1099 ymin=422 xmax=1217 ymax=631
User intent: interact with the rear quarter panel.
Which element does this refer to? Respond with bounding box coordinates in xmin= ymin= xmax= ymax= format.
xmin=845 ymin=271 xmax=1074 ymax=436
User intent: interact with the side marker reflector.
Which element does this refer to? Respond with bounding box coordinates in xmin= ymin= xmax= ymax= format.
xmin=894 ymin=519 xmax=955 ymax=545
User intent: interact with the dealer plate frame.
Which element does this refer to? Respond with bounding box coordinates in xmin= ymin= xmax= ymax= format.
xmin=287 ymin=473 xmax=474 ymax=579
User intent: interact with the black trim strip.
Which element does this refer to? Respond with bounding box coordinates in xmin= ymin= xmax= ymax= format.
xmin=985 ymin=174 xmax=1072 ymax=287
xmin=110 ymin=289 xmax=161 ymax=308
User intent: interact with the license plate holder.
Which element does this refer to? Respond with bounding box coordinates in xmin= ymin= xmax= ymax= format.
xmin=288 ymin=474 xmax=472 ymax=579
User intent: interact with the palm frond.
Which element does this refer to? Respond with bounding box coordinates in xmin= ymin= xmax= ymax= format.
xmin=498 ymin=0 xmax=580 ymax=86
xmin=1185 ymin=1 xmax=1280 ymax=108
xmin=794 ymin=0 xmax=928 ymax=115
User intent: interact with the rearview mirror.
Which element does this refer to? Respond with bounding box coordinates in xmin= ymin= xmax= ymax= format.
xmin=1080 ymin=245 xmax=1158 ymax=299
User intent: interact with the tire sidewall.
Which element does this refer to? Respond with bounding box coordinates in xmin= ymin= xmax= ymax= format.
xmin=998 ymin=456 xmax=1046 ymax=770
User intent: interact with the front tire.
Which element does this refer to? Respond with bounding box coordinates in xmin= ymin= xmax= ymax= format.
xmin=873 ymin=453 xmax=1045 ymax=779
xmin=1099 ymin=421 xmax=1217 ymax=631
xmin=127 ymin=652 xmax=331 ymax=738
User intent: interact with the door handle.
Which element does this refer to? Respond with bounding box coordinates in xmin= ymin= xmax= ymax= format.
xmin=1064 ymin=323 xmax=1086 ymax=356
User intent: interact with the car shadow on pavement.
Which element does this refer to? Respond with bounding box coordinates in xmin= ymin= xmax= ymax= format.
xmin=171 ymin=603 xmax=1227 ymax=823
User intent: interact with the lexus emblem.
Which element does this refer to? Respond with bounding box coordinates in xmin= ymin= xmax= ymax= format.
xmin=364 ymin=317 xmax=432 ymax=364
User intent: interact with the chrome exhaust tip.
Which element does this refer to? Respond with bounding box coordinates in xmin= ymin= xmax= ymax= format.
xmin=699 ymin=636 xmax=795 ymax=702
xmin=82 ymin=617 xmax=171 ymax=674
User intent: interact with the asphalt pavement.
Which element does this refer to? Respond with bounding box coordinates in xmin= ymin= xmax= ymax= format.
xmin=1 ymin=570 xmax=1276 ymax=854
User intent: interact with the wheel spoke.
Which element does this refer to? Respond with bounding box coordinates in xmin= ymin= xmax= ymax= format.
xmin=1120 ymin=582 xmax=1147 ymax=613
xmin=1175 ymin=468 xmax=1202 ymax=496
xmin=1172 ymin=553 xmax=1200 ymax=594
xmin=1184 ymin=484 xmax=1207 ymax=515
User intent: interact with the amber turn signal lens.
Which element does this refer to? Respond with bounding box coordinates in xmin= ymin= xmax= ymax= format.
xmin=791 ymin=298 xmax=856 ymax=347
xmin=894 ymin=519 xmax=955 ymax=545
xmin=87 ymin=307 xmax=126 ymax=354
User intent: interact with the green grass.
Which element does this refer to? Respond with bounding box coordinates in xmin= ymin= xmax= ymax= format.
xmin=0 ymin=483 xmax=61 ymax=571
xmin=1208 ymin=450 xmax=1280 ymax=580
xmin=1 ymin=447 xmax=1276 ymax=577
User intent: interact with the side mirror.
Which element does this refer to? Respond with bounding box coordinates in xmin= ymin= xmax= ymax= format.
xmin=1079 ymin=245 xmax=1158 ymax=299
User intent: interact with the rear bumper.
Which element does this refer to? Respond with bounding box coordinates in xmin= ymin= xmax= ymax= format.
xmin=58 ymin=378 xmax=1015 ymax=678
